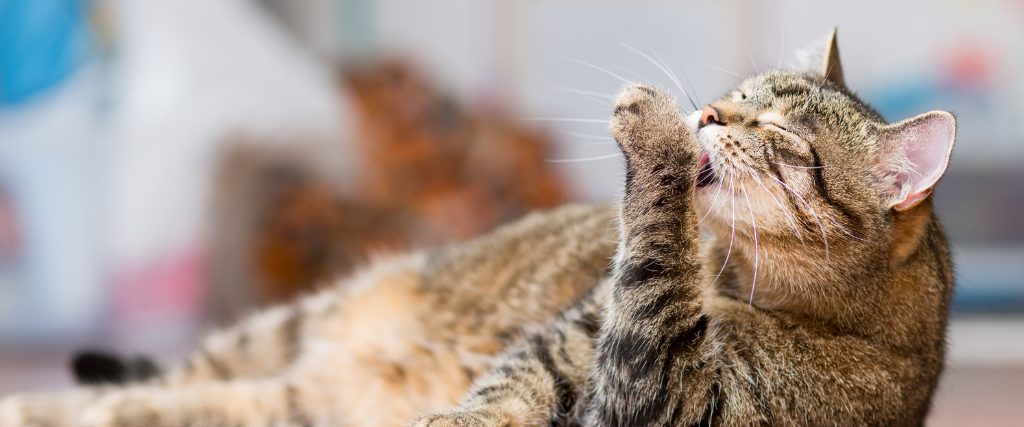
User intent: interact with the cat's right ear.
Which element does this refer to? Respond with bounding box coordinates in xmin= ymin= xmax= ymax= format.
xmin=877 ymin=111 xmax=956 ymax=211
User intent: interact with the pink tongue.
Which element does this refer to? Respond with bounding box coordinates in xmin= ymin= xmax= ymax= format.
xmin=699 ymin=152 xmax=709 ymax=169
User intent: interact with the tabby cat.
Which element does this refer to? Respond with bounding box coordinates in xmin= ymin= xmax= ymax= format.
xmin=0 ymin=30 xmax=955 ymax=427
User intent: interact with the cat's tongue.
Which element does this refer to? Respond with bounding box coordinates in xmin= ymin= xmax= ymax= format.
xmin=696 ymin=152 xmax=715 ymax=188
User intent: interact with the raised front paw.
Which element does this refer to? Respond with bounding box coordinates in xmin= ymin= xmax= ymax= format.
xmin=609 ymin=84 xmax=697 ymax=165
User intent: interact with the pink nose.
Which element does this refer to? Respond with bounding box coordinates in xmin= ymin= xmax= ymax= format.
xmin=700 ymin=105 xmax=722 ymax=126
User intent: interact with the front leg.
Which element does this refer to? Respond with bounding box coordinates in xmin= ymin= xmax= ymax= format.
xmin=588 ymin=85 xmax=716 ymax=427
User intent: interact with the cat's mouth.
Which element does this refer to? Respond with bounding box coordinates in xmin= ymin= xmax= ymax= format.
xmin=696 ymin=151 xmax=717 ymax=188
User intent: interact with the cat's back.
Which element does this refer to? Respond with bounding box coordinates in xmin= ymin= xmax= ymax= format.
xmin=418 ymin=202 xmax=618 ymax=343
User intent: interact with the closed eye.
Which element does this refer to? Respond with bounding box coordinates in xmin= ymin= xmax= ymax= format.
xmin=757 ymin=122 xmax=803 ymax=139
xmin=756 ymin=121 xmax=786 ymax=131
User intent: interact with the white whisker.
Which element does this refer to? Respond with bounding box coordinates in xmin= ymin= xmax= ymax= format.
xmin=828 ymin=217 xmax=871 ymax=243
xmin=523 ymin=118 xmax=610 ymax=123
xmin=769 ymin=161 xmax=826 ymax=169
xmin=551 ymin=86 xmax=616 ymax=99
xmin=749 ymin=171 xmax=805 ymax=247
xmin=563 ymin=131 xmax=612 ymax=141
xmin=697 ymin=178 xmax=726 ymax=226
xmin=699 ymin=63 xmax=742 ymax=79
xmin=565 ymin=58 xmax=632 ymax=84
xmin=743 ymin=40 xmax=759 ymax=74
xmin=620 ymin=42 xmax=697 ymax=110
xmin=545 ymin=153 xmax=622 ymax=163
xmin=710 ymin=170 xmax=738 ymax=289
xmin=770 ymin=176 xmax=830 ymax=260
xmin=740 ymin=181 xmax=759 ymax=306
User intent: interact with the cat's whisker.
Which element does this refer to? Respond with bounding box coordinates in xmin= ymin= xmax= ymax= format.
xmin=551 ymin=87 xmax=616 ymax=100
xmin=563 ymin=131 xmax=613 ymax=141
xmin=699 ymin=63 xmax=743 ymax=79
xmin=675 ymin=63 xmax=703 ymax=109
xmin=769 ymin=175 xmax=830 ymax=260
xmin=608 ymin=64 xmax=656 ymax=87
xmin=749 ymin=171 xmax=805 ymax=247
xmin=827 ymin=217 xmax=872 ymax=243
xmin=544 ymin=153 xmax=622 ymax=163
xmin=581 ymin=141 xmax=617 ymax=146
xmin=564 ymin=58 xmax=632 ymax=85
xmin=619 ymin=43 xmax=698 ymax=111
xmin=740 ymin=181 xmax=760 ymax=306
xmin=743 ymin=40 xmax=759 ymax=74
xmin=551 ymin=87 xmax=615 ymax=107
xmin=768 ymin=161 xmax=826 ymax=170
xmin=523 ymin=118 xmax=611 ymax=123
xmin=697 ymin=175 xmax=726 ymax=226
xmin=710 ymin=170 xmax=738 ymax=289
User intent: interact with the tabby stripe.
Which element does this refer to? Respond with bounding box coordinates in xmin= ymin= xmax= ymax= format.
xmin=531 ymin=335 xmax=578 ymax=418
xmin=807 ymin=145 xmax=862 ymax=232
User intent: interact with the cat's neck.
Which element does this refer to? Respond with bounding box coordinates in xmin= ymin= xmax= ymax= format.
xmin=705 ymin=228 xmax=889 ymax=327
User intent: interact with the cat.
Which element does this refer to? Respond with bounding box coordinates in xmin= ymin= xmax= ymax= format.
xmin=0 ymin=30 xmax=955 ymax=427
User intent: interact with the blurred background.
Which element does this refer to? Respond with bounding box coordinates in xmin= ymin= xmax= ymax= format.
xmin=0 ymin=0 xmax=1022 ymax=425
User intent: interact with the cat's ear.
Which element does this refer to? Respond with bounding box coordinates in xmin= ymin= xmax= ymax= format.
xmin=794 ymin=28 xmax=845 ymax=87
xmin=877 ymin=111 xmax=956 ymax=211
xmin=821 ymin=29 xmax=845 ymax=87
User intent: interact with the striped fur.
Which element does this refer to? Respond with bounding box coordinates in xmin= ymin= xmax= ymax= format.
xmin=0 ymin=34 xmax=953 ymax=427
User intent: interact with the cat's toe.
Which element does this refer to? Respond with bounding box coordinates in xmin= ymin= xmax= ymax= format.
xmin=609 ymin=84 xmax=694 ymax=158
xmin=411 ymin=411 xmax=502 ymax=427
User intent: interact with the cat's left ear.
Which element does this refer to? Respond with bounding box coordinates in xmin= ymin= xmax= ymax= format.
xmin=794 ymin=28 xmax=845 ymax=87
xmin=877 ymin=111 xmax=956 ymax=211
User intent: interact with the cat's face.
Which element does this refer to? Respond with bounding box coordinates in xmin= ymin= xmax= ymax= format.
xmin=690 ymin=71 xmax=880 ymax=245
xmin=687 ymin=32 xmax=955 ymax=258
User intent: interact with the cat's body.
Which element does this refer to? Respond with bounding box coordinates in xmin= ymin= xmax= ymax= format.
xmin=0 ymin=31 xmax=955 ymax=427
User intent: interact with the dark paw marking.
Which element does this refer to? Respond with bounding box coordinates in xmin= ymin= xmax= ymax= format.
xmin=613 ymin=102 xmax=644 ymax=117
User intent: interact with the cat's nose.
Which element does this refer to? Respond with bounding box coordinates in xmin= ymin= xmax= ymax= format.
xmin=700 ymin=105 xmax=723 ymax=126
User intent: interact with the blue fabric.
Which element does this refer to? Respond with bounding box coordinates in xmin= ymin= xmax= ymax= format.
xmin=0 ymin=0 xmax=92 ymax=105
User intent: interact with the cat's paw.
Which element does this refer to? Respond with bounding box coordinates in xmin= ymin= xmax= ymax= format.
xmin=0 ymin=390 xmax=97 ymax=427
xmin=78 ymin=393 xmax=161 ymax=427
xmin=411 ymin=411 xmax=504 ymax=427
xmin=609 ymin=84 xmax=696 ymax=163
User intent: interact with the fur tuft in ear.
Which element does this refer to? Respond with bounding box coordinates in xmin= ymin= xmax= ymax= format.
xmin=877 ymin=111 xmax=956 ymax=210
xmin=793 ymin=28 xmax=845 ymax=87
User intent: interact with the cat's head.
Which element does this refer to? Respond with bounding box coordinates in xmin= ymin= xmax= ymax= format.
xmin=690 ymin=30 xmax=955 ymax=266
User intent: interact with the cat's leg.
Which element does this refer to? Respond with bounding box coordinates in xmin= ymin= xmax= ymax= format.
xmin=586 ymin=84 xmax=718 ymax=427
xmin=61 ymin=379 xmax=301 ymax=427
xmin=0 ymin=388 xmax=102 ymax=427
xmin=411 ymin=284 xmax=608 ymax=427
xmin=0 ymin=290 xmax=341 ymax=427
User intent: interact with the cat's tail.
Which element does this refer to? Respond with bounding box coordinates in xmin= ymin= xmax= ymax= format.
xmin=70 ymin=350 xmax=162 ymax=385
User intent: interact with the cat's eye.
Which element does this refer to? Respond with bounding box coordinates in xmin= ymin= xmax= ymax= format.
xmin=756 ymin=121 xmax=788 ymax=132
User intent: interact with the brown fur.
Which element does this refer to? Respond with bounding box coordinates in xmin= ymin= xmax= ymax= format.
xmin=0 ymin=32 xmax=954 ymax=427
